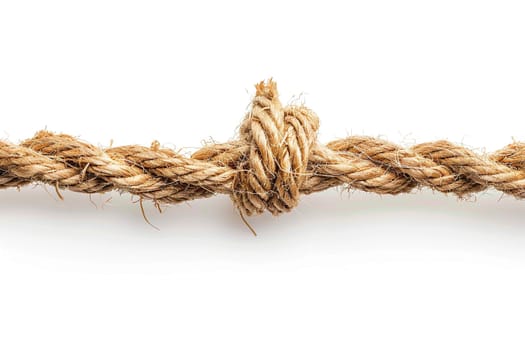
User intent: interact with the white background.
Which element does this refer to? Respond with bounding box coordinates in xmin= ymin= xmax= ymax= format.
xmin=1 ymin=1 xmax=525 ymax=349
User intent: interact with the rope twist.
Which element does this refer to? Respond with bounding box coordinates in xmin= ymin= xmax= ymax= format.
xmin=1 ymin=79 xmax=525 ymax=216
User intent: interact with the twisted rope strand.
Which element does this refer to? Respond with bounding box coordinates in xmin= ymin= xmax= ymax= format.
xmin=1 ymin=79 xmax=524 ymax=216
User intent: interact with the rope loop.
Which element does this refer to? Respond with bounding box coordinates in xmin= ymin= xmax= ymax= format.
xmin=232 ymin=80 xmax=319 ymax=215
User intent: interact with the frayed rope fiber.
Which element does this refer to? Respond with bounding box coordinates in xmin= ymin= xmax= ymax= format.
xmin=2 ymin=79 xmax=525 ymax=216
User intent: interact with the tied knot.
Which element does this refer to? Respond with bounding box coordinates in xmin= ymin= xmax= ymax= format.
xmin=232 ymin=80 xmax=320 ymax=216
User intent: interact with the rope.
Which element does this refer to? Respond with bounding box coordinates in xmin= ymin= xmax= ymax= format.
xmin=1 ymin=79 xmax=524 ymax=216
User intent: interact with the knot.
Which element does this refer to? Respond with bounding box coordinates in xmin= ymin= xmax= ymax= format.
xmin=232 ymin=79 xmax=319 ymax=216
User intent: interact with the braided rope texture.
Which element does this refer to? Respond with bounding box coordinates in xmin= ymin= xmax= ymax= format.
xmin=1 ymin=79 xmax=525 ymax=216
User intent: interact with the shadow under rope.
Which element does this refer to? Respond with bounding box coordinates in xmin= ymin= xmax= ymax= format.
xmin=0 ymin=184 xmax=524 ymax=235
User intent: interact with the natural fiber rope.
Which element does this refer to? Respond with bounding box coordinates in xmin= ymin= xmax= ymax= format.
xmin=2 ymin=79 xmax=525 ymax=216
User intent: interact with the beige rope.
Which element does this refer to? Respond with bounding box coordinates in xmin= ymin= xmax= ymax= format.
xmin=1 ymin=79 xmax=524 ymax=216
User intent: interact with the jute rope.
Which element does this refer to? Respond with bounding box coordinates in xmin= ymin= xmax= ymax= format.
xmin=2 ymin=79 xmax=525 ymax=217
